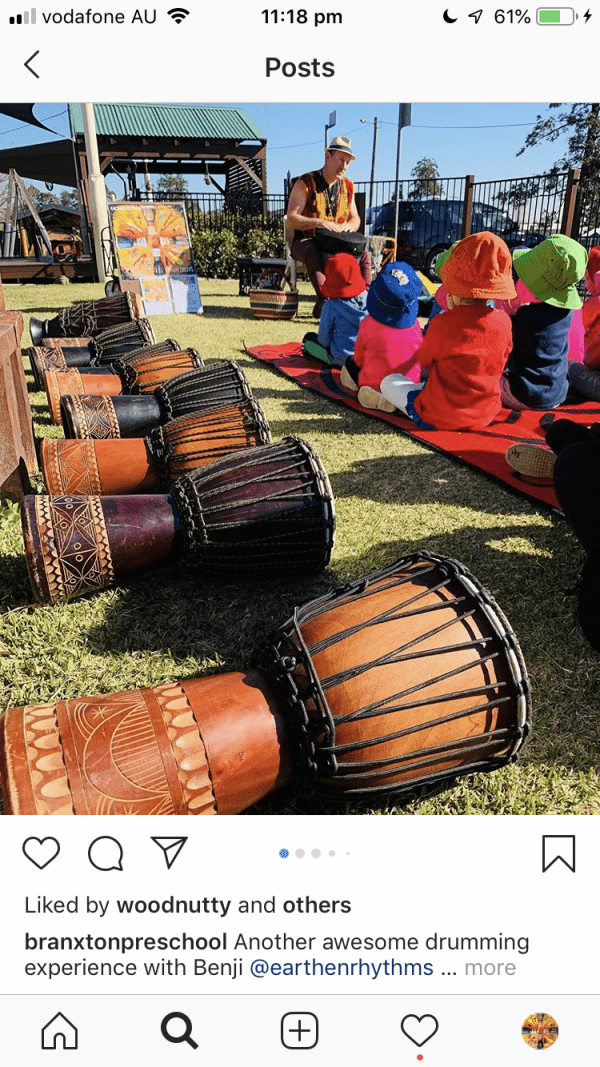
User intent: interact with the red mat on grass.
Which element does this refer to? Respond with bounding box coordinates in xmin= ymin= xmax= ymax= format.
xmin=247 ymin=341 xmax=600 ymax=511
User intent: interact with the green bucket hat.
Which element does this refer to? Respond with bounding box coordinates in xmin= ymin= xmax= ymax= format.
xmin=512 ymin=235 xmax=587 ymax=309
xmin=433 ymin=241 xmax=459 ymax=280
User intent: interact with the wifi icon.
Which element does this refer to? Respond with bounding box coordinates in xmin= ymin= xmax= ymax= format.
xmin=168 ymin=6 xmax=189 ymax=21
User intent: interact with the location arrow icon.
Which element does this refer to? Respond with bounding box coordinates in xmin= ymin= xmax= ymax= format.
xmin=469 ymin=9 xmax=483 ymax=22
xmin=151 ymin=836 xmax=188 ymax=869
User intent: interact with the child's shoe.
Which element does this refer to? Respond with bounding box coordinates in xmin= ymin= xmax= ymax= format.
xmin=357 ymin=385 xmax=396 ymax=413
xmin=340 ymin=363 xmax=359 ymax=392
xmin=505 ymin=443 xmax=556 ymax=484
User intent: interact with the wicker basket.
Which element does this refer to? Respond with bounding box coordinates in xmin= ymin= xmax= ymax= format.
xmin=249 ymin=268 xmax=298 ymax=320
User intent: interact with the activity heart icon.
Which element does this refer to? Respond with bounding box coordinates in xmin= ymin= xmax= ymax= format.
xmin=400 ymin=1014 xmax=439 ymax=1047
xmin=22 ymin=836 xmax=61 ymax=869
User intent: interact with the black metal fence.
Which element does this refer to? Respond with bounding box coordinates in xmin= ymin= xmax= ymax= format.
xmin=137 ymin=171 xmax=600 ymax=276
xmin=137 ymin=190 xmax=286 ymax=234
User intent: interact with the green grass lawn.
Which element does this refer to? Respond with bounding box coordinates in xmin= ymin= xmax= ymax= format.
xmin=1 ymin=278 xmax=599 ymax=815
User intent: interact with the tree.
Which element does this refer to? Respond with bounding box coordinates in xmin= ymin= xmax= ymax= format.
xmin=408 ymin=157 xmax=442 ymax=199
xmin=155 ymin=174 xmax=189 ymax=198
xmin=517 ymin=103 xmax=600 ymax=233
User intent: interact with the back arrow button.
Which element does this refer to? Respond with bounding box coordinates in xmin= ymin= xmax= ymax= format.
xmin=24 ymin=51 xmax=40 ymax=78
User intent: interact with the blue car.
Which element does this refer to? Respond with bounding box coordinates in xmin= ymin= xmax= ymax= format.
xmin=367 ymin=197 xmax=542 ymax=279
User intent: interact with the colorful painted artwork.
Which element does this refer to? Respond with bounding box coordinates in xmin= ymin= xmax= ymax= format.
xmin=108 ymin=201 xmax=203 ymax=315
xmin=521 ymin=1013 xmax=559 ymax=1050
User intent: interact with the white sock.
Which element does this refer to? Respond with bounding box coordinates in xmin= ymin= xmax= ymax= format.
xmin=380 ymin=375 xmax=424 ymax=415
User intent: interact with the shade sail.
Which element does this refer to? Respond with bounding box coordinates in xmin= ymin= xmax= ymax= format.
xmin=0 ymin=104 xmax=57 ymax=133
xmin=0 ymin=140 xmax=77 ymax=187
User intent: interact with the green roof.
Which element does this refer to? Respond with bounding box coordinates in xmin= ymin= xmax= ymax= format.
xmin=69 ymin=104 xmax=265 ymax=143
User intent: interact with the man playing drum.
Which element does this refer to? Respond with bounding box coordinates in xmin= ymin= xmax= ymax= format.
xmin=286 ymin=135 xmax=372 ymax=318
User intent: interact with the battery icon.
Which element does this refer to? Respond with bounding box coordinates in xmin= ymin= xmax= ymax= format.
xmin=536 ymin=7 xmax=576 ymax=22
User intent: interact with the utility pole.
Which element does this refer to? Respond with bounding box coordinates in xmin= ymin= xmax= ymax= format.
xmin=369 ymin=117 xmax=379 ymax=210
xmin=393 ymin=104 xmax=412 ymax=247
xmin=324 ymin=110 xmax=337 ymax=154
xmin=81 ymin=102 xmax=110 ymax=284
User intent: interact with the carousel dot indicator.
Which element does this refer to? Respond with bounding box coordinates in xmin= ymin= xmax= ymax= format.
xmin=279 ymin=849 xmax=289 ymax=858
xmin=311 ymin=849 xmax=321 ymax=858
xmin=329 ymin=850 xmax=335 ymax=857
xmin=295 ymin=849 xmax=305 ymax=858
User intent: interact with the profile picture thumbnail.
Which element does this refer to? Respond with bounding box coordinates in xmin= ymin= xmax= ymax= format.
xmin=521 ymin=1013 xmax=559 ymax=1050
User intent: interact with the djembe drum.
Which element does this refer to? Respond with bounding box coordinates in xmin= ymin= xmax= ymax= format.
xmin=43 ymin=348 xmax=203 ymax=424
xmin=0 ymin=553 xmax=530 ymax=815
xmin=30 ymin=338 xmax=180 ymax=390
xmin=29 ymin=318 xmax=157 ymax=388
xmin=21 ymin=436 xmax=335 ymax=605
xmin=29 ymin=292 xmax=139 ymax=346
xmin=39 ymin=398 xmax=272 ymax=495
xmin=264 ymin=552 xmax=531 ymax=801
xmin=60 ymin=362 xmax=254 ymax=440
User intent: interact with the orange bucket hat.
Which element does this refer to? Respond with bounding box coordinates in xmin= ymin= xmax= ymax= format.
xmin=440 ymin=230 xmax=517 ymax=301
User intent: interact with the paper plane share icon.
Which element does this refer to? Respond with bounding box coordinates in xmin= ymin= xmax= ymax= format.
xmin=151 ymin=836 xmax=188 ymax=869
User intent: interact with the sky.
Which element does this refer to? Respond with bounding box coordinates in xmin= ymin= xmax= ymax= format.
xmin=0 ymin=102 xmax=575 ymax=199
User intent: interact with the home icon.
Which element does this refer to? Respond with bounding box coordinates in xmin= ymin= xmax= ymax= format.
xmin=41 ymin=1012 xmax=78 ymax=1050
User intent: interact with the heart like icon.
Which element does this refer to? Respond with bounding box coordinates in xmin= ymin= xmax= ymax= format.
xmin=22 ymin=837 xmax=61 ymax=869
xmin=401 ymin=1014 xmax=439 ymax=1047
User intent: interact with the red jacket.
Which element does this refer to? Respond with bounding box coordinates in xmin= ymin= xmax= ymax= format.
xmin=414 ymin=303 xmax=512 ymax=430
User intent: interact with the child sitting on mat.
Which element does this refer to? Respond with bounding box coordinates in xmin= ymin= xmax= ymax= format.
xmin=339 ymin=261 xmax=423 ymax=412
xmin=378 ymin=231 xmax=515 ymax=430
xmin=302 ymin=253 xmax=368 ymax=366
xmin=501 ymin=235 xmax=587 ymax=410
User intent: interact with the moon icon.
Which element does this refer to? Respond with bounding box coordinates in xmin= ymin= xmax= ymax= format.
xmin=443 ymin=9 xmax=458 ymax=21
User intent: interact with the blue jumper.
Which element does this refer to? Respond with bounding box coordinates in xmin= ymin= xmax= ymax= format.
xmin=317 ymin=293 xmax=368 ymax=365
xmin=506 ymin=302 xmax=573 ymax=409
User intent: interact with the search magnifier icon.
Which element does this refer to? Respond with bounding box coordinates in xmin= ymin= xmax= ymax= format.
xmin=161 ymin=1012 xmax=199 ymax=1050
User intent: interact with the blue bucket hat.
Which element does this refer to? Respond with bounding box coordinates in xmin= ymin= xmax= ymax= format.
xmin=366 ymin=261 xmax=421 ymax=328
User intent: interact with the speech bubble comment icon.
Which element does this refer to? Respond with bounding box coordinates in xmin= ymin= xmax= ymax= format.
xmin=88 ymin=836 xmax=124 ymax=872
xmin=22 ymin=837 xmax=60 ymax=869
xmin=401 ymin=1015 xmax=439 ymax=1047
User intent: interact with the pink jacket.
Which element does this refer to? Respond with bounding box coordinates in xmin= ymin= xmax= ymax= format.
xmin=583 ymin=270 xmax=600 ymax=369
xmin=352 ymin=314 xmax=422 ymax=390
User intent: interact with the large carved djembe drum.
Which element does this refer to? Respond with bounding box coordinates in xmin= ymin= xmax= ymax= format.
xmin=29 ymin=292 xmax=140 ymax=346
xmin=21 ymin=436 xmax=336 ymax=604
xmin=29 ymin=318 xmax=157 ymax=388
xmin=60 ymin=362 xmax=255 ymax=440
xmin=265 ymin=552 xmax=531 ymax=801
xmin=43 ymin=348 xmax=203 ymax=424
xmin=0 ymin=553 xmax=531 ymax=815
xmin=40 ymin=397 xmax=272 ymax=496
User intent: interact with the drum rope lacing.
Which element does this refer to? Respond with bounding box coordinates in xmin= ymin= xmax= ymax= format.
xmin=265 ymin=552 xmax=531 ymax=800
xmin=58 ymin=293 xmax=135 ymax=338
xmin=148 ymin=401 xmax=272 ymax=491
xmin=115 ymin=348 xmax=202 ymax=394
xmin=172 ymin=438 xmax=335 ymax=571
xmin=90 ymin=319 xmax=156 ymax=363
xmin=156 ymin=363 xmax=252 ymax=422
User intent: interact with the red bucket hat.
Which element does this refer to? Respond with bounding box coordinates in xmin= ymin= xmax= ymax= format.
xmin=321 ymin=253 xmax=366 ymax=299
xmin=440 ymin=231 xmax=517 ymax=301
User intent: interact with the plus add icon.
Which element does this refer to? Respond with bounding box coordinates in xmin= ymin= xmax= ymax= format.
xmin=281 ymin=1012 xmax=319 ymax=1049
